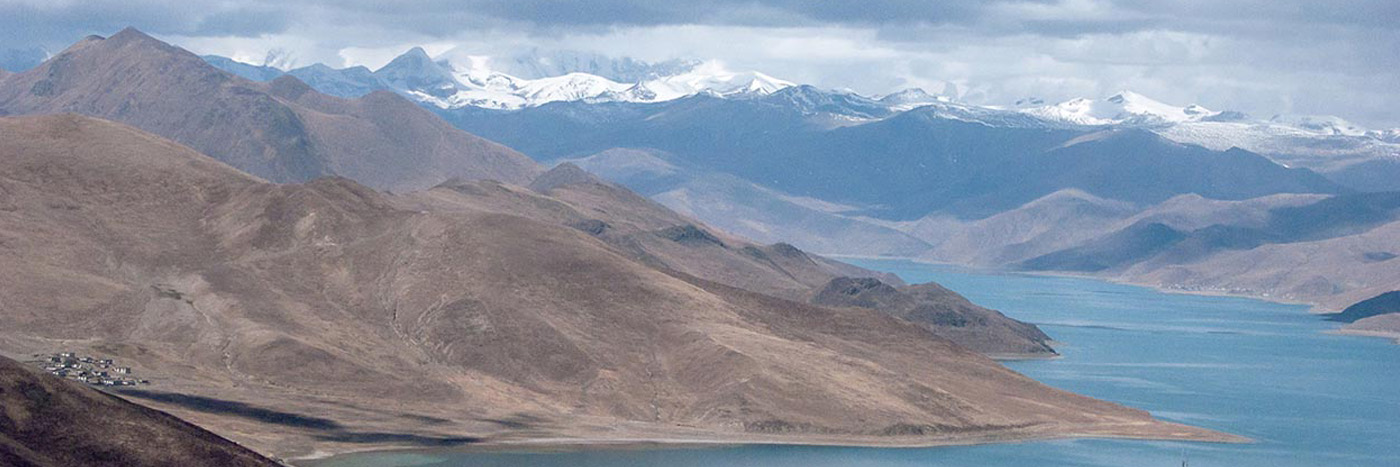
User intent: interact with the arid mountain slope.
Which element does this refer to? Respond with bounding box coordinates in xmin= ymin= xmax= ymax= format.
xmin=409 ymin=163 xmax=907 ymax=302
xmin=1026 ymin=193 xmax=1400 ymax=310
xmin=811 ymin=278 xmax=1055 ymax=356
xmin=566 ymin=148 xmax=935 ymax=257
xmin=0 ymin=28 xmax=540 ymax=191
xmin=0 ymin=354 xmax=278 ymax=467
xmin=0 ymin=114 xmax=1227 ymax=458
xmin=911 ymin=190 xmax=1327 ymax=268
xmin=910 ymin=189 xmax=1141 ymax=266
xmin=408 ymin=164 xmax=1054 ymax=356
xmin=906 ymin=189 xmax=1398 ymax=310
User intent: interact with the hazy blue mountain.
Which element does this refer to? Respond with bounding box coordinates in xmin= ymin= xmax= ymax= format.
xmin=1020 ymin=221 xmax=1189 ymax=272
xmin=373 ymin=46 xmax=460 ymax=98
xmin=564 ymin=148 xmax=933 ymax=256
xmin=1 ymin=46 xmax=48 ymax=72
xmin=286 ymin=63 xmax=385 ymax=98
xmin=204 ymin=55 xmax=391 ymax=98
xmin=1021 ymin=192 xmax=1400 ymax=273
xmin=201 ymin=55 xmax=283 ymax=81
xmin=438 ymin=94 xmax=1343 ymax=220
xmin=1323 ymin=158 xmax=1400 ymax=192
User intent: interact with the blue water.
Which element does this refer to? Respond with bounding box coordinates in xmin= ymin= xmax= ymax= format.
xmin=310 ymin=259 xmax=1400 ymax=466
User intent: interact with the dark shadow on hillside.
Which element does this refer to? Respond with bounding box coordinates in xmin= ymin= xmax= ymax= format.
xmin=116 ymin=389 xmax=342 ymax=430
xmin=116 ymin=389 xmax=483 ymax=447
xmin=480 ymin=413 xmax=546 ymax=430
xmin=399 ymin=413 xmax=454 ymax=426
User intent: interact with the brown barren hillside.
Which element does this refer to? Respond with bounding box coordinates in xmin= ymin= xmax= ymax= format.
xmin=0 ymin=28 xmax=540 ymax=191
xmin=812 ymin=277 xmax=1056 ymax=357
xmin=413 ymin=163 xmax=904 ymax=301
xmin=0 ymin=354 xmax=278 ymax=467
xmin=0 ymin=115 xmax=1235 ymax=459
xmin=408 ymin=165 xmax=1054 ymax=356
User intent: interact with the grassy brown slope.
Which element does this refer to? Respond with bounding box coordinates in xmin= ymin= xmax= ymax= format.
xmin=0 ymin=28 xmax=539 ymax=191
xmin=812 ymin=277 xmax=1055 ymax=356
xmin=0 ymin=355 xmax=278 ymax=467
xmin=0 ymin=115 xmax=1230 ymax=459
xmin=411 ymin=167 xmax=1052 ymax=355
xmin=417 ymin=164 xmax=904 ymax=302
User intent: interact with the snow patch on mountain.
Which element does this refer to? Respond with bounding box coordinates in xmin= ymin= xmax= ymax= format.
xmin=1266 ymin=114 xmax=1369 ymax=136
xmin=201 ymin=50 xmax=1398 ymax=168
xmin=425 ymin=54 xmax=792 ymax=109
xmin=877 ymin=88 xmax=952 ymax=111
xmin=1020 ymin=91 xmax=1221 ymax=126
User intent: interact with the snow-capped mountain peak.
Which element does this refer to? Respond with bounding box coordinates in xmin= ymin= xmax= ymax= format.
xmin=1023 ymin=91 xmax=1221 ymax=126
xmin=516 ymin=72 xmax=629 ymax=103
xmin=374 ymin=47 xmax=460 ymax=98
xmin=203 ymin=50 xmax=1399 ymax=167
xmin=380 ymin=51 xmax=794 ymax=109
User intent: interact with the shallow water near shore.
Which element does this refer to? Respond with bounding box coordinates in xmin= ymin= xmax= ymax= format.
xmin=308 ymin=259 xmax=1400 ymax=466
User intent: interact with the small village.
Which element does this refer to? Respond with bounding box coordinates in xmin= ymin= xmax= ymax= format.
xmin=31 ymin=352 xmax=150 ymax=387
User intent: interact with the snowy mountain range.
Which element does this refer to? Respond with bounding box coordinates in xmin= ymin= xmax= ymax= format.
xmin=204 ymin=47 xmax=1399 ymax=167
xmin=206 ymin=47 xmax=793 ymax=110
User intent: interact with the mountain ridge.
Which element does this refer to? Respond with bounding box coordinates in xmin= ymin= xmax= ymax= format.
xmin=0 ymin=28 xmax=540 ymax=192
xmin=200 ymin=50 xmax=1400 ymax=170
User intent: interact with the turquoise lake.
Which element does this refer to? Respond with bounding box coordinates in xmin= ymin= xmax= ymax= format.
xmin=311 ymin=259 xmax=1400 ymax=466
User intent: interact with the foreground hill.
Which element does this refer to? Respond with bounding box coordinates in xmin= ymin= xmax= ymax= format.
xmin=0 ymin=354 xmax=277 ymax=467
xmin=0 ymin=114 xmax=1230 ymax=458
xmin=0 ymin=28 xmax=540 ymax=191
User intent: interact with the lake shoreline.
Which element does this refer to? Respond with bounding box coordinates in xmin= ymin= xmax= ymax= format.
xmin=291 ymin=421 xmax=1248 ymax=465
xmin=823 ymin=254 xmax=1332 ymax=312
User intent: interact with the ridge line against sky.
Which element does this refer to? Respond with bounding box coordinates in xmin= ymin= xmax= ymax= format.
xmin=2 ymin=0 xmax=1397 ymax=127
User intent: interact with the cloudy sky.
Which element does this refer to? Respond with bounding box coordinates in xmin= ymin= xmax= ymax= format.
xmin=3 ymin=0 xmax=1398 ymax=127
